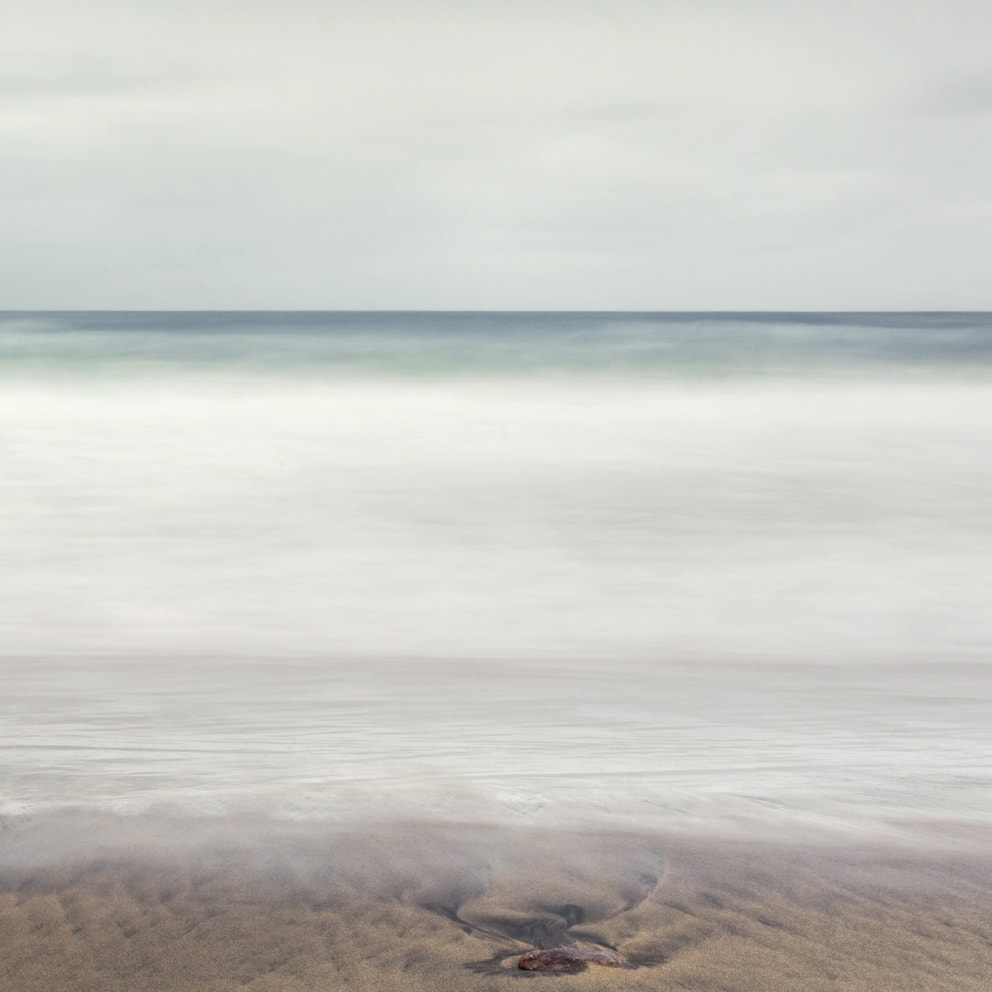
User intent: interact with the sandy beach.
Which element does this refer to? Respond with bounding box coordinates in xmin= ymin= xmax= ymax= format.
xmin=2 ymin=814 xmax=990 ymax=992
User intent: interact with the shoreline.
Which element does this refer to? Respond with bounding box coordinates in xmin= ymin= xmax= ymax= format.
xmin=2 ymin=814 xmax=990 ymax=991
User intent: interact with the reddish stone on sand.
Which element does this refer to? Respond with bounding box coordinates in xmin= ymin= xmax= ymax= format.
xmin=517 ymin=947 xmax=624 ymax=972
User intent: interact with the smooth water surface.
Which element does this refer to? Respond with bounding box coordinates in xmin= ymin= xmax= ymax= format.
xmin=2 ymin=312 xmax=990 ymax=838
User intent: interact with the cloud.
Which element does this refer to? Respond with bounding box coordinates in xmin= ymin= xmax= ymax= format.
xmin=2 ymin=0 xmax=992 ymax=308
xmin=907 ymin=74 xmax=992 ymax=117
xmin=0 ymin=63 xmax=160 ymax=101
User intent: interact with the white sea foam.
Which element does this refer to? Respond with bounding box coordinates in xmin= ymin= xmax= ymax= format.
xmin=2 ymin=374 xmax=991 ymax=662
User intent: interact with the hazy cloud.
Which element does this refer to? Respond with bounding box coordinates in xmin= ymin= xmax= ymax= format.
xmin=2 ymin=0 xmax=991 ymax=308
xmin=908 ymin=74 xmax=992 ymax=117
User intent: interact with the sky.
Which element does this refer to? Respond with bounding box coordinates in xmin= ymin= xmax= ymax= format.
xmin=3 ymin=0 xmax=991 ymax=310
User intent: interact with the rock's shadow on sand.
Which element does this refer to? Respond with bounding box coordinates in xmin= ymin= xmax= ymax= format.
xmin=408 ymin=845 xmax=666 ymax=976
xmin=447 ymin=899 xmax=634 ymax=976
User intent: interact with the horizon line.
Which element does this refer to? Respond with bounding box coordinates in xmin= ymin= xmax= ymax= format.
xmin=3 ymin=308 xmax=991 ymax=316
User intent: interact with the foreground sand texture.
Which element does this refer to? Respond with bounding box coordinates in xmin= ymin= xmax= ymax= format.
xmin=1 ymin=817 xmax=990 ymax=991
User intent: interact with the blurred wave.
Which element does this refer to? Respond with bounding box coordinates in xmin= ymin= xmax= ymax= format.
xmin=1 ymin=312 xmax=990 ymax=833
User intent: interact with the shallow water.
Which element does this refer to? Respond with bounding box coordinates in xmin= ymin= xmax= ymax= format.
xmin=2 ymin=656 xmax=990 ymax=839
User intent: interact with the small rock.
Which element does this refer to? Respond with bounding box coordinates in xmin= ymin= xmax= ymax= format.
xmin=517 ymin=947 xmax=624 ymax=972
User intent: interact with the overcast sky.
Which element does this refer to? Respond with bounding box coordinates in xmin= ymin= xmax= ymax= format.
xmin=3 ymin=0 xmax=991 ymax=309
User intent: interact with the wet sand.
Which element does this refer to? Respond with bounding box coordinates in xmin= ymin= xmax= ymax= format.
xmin=2 ymin=814 xmax=990 ymax=991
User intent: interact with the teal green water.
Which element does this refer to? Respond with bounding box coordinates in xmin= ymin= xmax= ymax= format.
xmin=3 ymin=311 xmax=991 ymax=378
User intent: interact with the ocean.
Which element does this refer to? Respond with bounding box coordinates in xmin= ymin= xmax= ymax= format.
xmin=2 ymin=311 xmax=991 ymax=838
